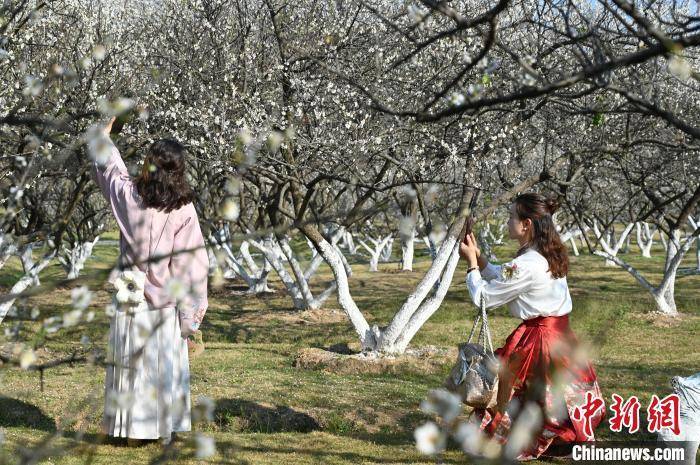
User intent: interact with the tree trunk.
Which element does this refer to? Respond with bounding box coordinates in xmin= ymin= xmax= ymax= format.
xmin=569 ymin=236 xmax=579 ymax=256
xmin=380 ymin=237 xmax=393 ymax=262
xmin=359 ymin=235 xmax=392 ymax=272
xmin=0 ymin=249 xmax=56 ymax=323
xmin=59 ymin=236 xmax=100 ymax=279
xmin=0 ymin=234 xmax=18 ymax=270
xmin=636 ymin=222 xmax=655 ymax=258
xmin=387 ymin=241 xmax=461 ymax=353
xmin=593 ymin=221 xmax=634 ymax=267
xmin=19 ymin=243 xmax=41 ymax=286
xmin=300 ymin=224 xmax=377 ymax=350
xmin=401 ymin=231 xmax=415 ymax=271
xmin=594 ymin=227 xmax=698 ymax=317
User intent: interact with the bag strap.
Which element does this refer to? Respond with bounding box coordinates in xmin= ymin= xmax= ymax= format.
xmin=467 ymin=293 xmax=495 ymax=356
xmin=147 ymin=210 xmax=171 ymax=273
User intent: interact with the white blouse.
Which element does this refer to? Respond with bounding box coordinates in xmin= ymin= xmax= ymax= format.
xmin=465 ymin=247 xmax=572 ymax=320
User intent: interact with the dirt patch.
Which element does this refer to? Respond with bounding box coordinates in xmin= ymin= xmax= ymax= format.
xmin=232 ymin=307 xmax=348 ymax=327
xmin=635 ymin=311 xmax=689 ymax=328
xmin=293 ymin=346 xmax=455 ymax=375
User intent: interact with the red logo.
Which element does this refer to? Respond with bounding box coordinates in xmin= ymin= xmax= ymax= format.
xmin=647 ymin=394 xmax=680 ymax=435
xmin=608 ymin=394 xmax=641 ymax=433
xmin=572 ymin=391 xmax=605 ymax=438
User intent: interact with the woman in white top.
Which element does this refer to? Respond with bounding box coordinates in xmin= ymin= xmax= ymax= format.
xmin=459 ymin=193 xmax=605 ymax=461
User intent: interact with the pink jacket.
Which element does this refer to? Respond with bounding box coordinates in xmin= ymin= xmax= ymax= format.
xmin=91 ymin=138 xmax=209 ymax=324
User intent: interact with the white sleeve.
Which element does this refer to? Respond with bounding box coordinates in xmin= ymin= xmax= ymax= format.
xmin=466 ymin=258 xmax=533 ymax=309
xmin=480 ymin=262 xmax=502 ymax=281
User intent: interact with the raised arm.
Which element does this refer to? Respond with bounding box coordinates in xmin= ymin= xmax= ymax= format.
xmin=170 ymin=206 xmax=210 ymax=333
xmin=89 ymin=118 xmax=132 ymax=203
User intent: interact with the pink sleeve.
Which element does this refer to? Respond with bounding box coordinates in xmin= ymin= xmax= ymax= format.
xmin=90 ymin=138 xmax=132 ymax=202
xmin=170 ymin=209 xmax=209 ymax=325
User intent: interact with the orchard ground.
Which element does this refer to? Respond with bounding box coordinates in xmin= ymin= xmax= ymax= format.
xmin=0 ymin=233 xmax=698 ymax=464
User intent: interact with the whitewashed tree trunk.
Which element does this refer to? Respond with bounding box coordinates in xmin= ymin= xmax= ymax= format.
xmin=635 ymin=222 xmax=656 ymax=258
xmin=299 ymin=191 xmax=470 ymax=353
xmin=477 ymin=229 xmax=497 ymax=261
xmin=560 ymin=227 xmax=587 ymax=256
xmin=311 ymin=235 xmax=377 ymax=349
xmin=209 ymin=225 xmax=273 ymax=292
xmin=689 ymin=216 xmax=700 ymax=271
xmin=485 ymin=222 xmax=506 ymax=245
xmin=378 ymin=233 xmax=460 ymax=352
xmin=389 ymin=242 xmax=461 ymax=353
xmin=343 ymin=231 xmax=357 ymax=254
xmin=306 ymin=237 xmax=318 ymax=260
xmin=422 ymin=234 xmax=441 ymax=264
xmin=250 ymin=233 xmax=342 ymax=310
xmin=569 ymin=236 xmax=579 ymax=256
xmin=593 ymin=227 xmax=699 ymax=316
xmin=380 ymin=237 xmax=393 ymax=262
xmin=207 ymin=246 xmax=221 ymax=275
xmin=401 ymin=231 xmax=415 ymax=271
xmin=359 ymin=234 xmax=392 ymax=272
xmin=304 ymin=226 xmax=345 ymax=281
xmin=251 ymin=236 xmax=309 ymax=308
xmin=19 ymin=243 xmax=41 ymax=286
xmin=621 ymin=232 xmax=632 ymax=253
xmin=278 ymin=238 xmax=316 ymax=306
xmin=0 ymin=249 xmax=56 ymax=323
xmin=592 ymin=220 xmax=635 ymax=267
xmin=58 ymin=236 xmax=100 ymax=279
xmin=0 ymin=234 xmax=18 ymax=270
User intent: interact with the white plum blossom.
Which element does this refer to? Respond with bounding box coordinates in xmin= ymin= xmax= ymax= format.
xmin=92 ymin=44 xmax=106 ymax=60
xmin=165 ymin=276 xmax=188 ymax=301
xmin=43 ymin=316 xmax=61 ymax=334
xmin=195 ymin=433 xmax=217 ymax=458
xmin=193 ymin=395 xmax=216 ymax=422
xmin=63 ymin=309 xmax=83 ymax=327
xmin=449 ymin=92 xmax=466 ymax=107
xmin=454 ymin=419 xmax=486 ymax=455
xmin=85 ymin=125 xmax=113 ymax=166
xmin=419 ymin=388 xmax=462 ymax=423
xmin=220 ymin=198 xmax=240 ymax=221
xmin=22 ymin=76 xmax=43 ymax=97
xmin=414 ymin=421 xmax=445 ymax=455
xmin=71 ymin=285 xmax=93 ymax=310
xmin=668 ymin=55 xmax=692 ymax=81
xmin=19 ymin=348 xmax=36 ymax=369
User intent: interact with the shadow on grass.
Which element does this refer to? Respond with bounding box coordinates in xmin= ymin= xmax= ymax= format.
xmin=215 ymin=399 xmax=321 ymax=433
xmin=213 ymin=439 xmax=466 ymax=464
xmin=0 ymin=396 xmax=55 ymax=432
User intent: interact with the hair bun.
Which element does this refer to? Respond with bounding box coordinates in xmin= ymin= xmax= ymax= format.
xmin=545 ymin=197 xmax=560 ymax=215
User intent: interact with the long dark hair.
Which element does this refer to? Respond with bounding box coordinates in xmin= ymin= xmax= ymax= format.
xmin=514 ymin=192 xmax=569 ymax=278
xmin=134 ymin=139 xmax=195 ymax=212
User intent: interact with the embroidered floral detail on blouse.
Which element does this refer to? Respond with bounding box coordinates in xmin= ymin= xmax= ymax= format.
xmin=501 ymin=262 xmax=521 ymax=281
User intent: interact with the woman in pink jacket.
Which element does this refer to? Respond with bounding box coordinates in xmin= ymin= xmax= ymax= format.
xmin=90 ymin=117 xmax=209 ymax=443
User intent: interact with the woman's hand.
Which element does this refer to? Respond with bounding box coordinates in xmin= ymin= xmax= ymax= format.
xmin=459 ymin=232 xmax=480 ymax=267
xmin=180 ymin=315 xmax=199 ymax=339
xmin=102 ymin=116 xmax=116 ymax=136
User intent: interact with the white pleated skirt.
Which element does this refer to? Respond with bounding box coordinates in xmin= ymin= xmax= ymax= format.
xmin=102 ymin=304 xmax=191 ymax=439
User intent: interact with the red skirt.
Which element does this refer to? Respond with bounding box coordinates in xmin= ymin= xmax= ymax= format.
xmin=470 ymin=314 xmax=605 ymax=460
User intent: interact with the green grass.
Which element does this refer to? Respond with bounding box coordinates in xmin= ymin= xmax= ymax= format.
xmin=0 ymin=236 xmax=698 ymax=464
